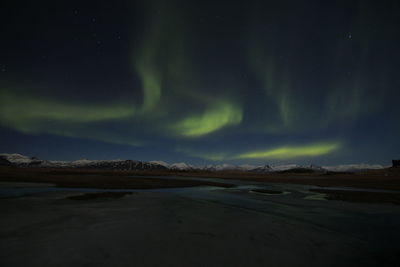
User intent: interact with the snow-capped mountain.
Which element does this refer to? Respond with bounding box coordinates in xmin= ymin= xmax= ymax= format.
xmin=0 ymin=153 xmax=389 ymax=173
xmin=203 ymin=164 xmax=239 ymax=171
xmin=269 ymin=164 xmax=301 ymax=172
xmin=0 ymin=153 xmax=167 ymax=170
xmin=0 ymin=153 xmax=38 ymax=165
xmin=249 ymin=165 xmax=272 ymax=173
xmin=323 ymin=164 xmax=386 ymax=172
xmin=169 ymin=162 xmax=196 ymax=170
xmin=149 ymin=161 xmax=169 ymax=168
xmin=200 ymin=164 xmax=273 ymax=172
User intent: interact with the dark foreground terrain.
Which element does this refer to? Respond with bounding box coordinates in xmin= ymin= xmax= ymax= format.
xmin=1 ymin=166 xmax=400 ymax=266
xmin=1 ymin=166 xmax=400 ymax=203
xmin=0 ymin=166 xmax=235 ymax=189
xmin=1 ymin=165 xmax=400 ymax=188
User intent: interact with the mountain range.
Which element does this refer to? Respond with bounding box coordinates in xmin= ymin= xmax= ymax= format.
xmin=0 ymin=153 xmax=387 ymax=173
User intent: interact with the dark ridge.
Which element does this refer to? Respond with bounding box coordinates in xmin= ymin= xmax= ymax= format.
xmin=0 ymin=157 xmax=12 ymax=166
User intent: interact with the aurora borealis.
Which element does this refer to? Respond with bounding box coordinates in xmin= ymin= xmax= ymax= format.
xmin=0 ymin=0 xmax=399 ymax=165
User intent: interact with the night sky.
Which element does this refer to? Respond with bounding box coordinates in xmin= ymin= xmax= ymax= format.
xmin=0 ymin=0 xmax=399 ymax=165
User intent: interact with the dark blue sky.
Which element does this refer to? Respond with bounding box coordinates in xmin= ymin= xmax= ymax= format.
xmin=0 ymin=0 xmax=399 ymax=165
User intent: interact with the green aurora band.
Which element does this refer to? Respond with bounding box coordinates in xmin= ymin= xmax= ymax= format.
xmin=0 ymin=90 xmax=136 ymax=125
xmin=0 ymin=90 xmax=142 ymax=146
xmin=237 ymin=143 xmax=340 ymax=160
xmin=177 ymin=142 xmax=340 ymax=161
xmin=173 ymin=101 xmax=242 ymax=137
